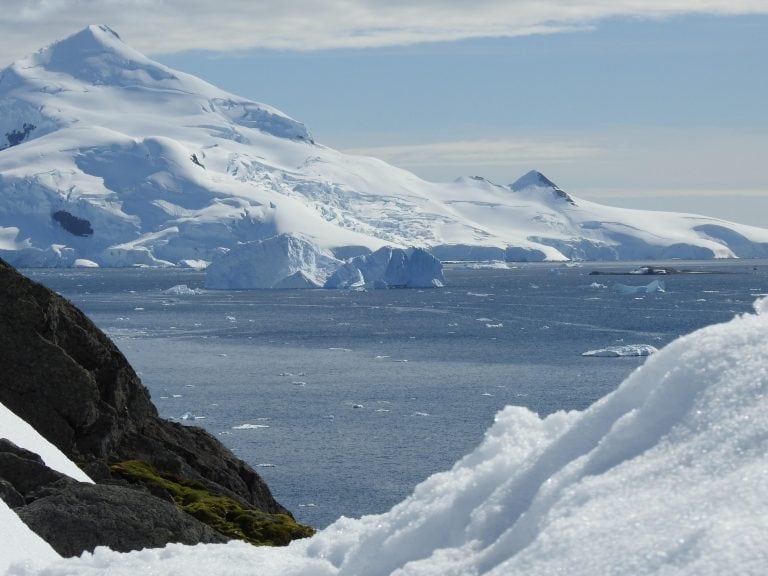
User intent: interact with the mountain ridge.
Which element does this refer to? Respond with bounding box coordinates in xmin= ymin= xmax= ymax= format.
xmin=1 ymin=25 xmax=767 ymax=267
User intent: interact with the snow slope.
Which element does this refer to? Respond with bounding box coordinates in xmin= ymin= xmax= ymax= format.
xmin=0 ymin=500 xmax=60 ymax=574
xmin=0 ymin=402 xmax=92 ymax=484
xmin=1 ymin=25 xmax=767 ymax=267
xmin=8 ymin=300 xmax=768 ymax=574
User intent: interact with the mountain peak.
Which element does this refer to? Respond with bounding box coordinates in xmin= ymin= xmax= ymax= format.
xmin=509 ymin=170 xmax=576 ymax=205
xmin=21 ymin=24 xmax=176 ymax=87
xmin=510 ymin=170 xmax=559 ymax=191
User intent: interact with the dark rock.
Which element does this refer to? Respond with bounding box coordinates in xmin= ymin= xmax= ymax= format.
xmin=17 ymin=483 xmax=228 ymax=557
xmin=0 ymin=478 xmax=24 ymax=508
xmin=0 ymin=257 xmax=287 ymax=514
xmin=0 ymin=449 xmax=67 ymax=499
xmin=0 ymin=257 xmax=309 ymax=552
xmin=51 ymin=210 xmax=94 ymax=237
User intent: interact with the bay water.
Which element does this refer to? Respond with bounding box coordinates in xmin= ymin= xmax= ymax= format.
xmin=25 ymin=260 xmax=767 ymax=528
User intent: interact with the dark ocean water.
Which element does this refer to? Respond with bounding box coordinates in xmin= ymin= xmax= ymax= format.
xmin=25 ymin=260 xmax=767 ymax=528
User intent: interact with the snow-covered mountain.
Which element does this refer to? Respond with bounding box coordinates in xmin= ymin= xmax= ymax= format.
xmin=1 ymin=25 xmax=767 ymax=268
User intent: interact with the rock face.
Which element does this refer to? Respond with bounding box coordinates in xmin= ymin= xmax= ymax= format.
xmin=17 ymin=483 xmax=228 ymax=556
xmin=0 ymin=257 xmax=309 ymax=553
xmin=0 ymin=437 xmax=227 ymax=555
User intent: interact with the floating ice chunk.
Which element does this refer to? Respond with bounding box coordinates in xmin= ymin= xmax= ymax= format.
xmin=614 ymin=280 xmax=666 ymax=294
xmin=232 ymin=424 xmax=270 ymax=430
xmin=582 ymin=344 xmax=659 ymax=357
xmin=73 ymin=258 xmax=99 ymax=268
xmin=205 ymin=233 xmax=340 ymax=290
xmin=325 ymin=246 xmax=445 ymax=289
xmin=755 ymin=297 xmax=768 ymax=315
xmin=163 ymin=284 xmax=202 ymax=295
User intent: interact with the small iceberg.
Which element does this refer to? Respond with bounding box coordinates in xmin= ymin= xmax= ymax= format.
xmin=613 ymin=280 xmax=666 ymax=295
xmin=163 ymin=284 xmax=202 ymax=295
xmin=325 ymin=246 xmax=445 ymax=289
xmin=582 ymin=344 xmax=659 ymax=357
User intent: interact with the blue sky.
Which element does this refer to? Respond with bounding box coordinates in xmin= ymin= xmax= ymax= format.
xmin=1 ymin=3 xmax=766 ymax=226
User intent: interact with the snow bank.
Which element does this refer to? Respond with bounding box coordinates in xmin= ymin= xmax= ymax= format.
xmin=10 ymin=299 xmax=768 ymax=575
xmin=205 ymin=234 xmax=341 ymax=289
xmin=0 ymin=402 xmax=92 ymax=484
xmin=0 ymin=500 xmax=60 ymax=574
xmin=581 ymin=344 xmax=658 ymax=357
xmin=325 ymin=247 xmax=445 ymax=289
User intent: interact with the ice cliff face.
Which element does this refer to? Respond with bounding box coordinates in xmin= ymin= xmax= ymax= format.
xmin=325 ymin=246 xmax=445 ymax=289
xmin=205 ymin=234 xmax=341 ymax=289
xmin=204 ymin=234 xmax=446 ymax=290
xmin=1 ymin=25 xmax=767 ymax=267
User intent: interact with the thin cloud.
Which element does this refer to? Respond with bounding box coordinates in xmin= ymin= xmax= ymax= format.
xmin=343 ymin=139 xmax=603 ymax=168
xmin=0 ymin=1 xmax=767 ymax=64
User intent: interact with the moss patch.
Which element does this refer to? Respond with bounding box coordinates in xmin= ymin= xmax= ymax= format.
xmin=111 ymin=460 xmax=314 ymax=546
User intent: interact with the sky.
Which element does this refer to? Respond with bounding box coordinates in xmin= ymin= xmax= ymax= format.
xmin=0 ymin=1 xmax=766 ymax=227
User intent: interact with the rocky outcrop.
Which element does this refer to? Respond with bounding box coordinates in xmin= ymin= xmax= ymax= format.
xmin=0 ymin=438 xmax=227 ymax=555
xmin=17 ymin=483 xmax=229 ymax=556
xmin=0 ymin=257 xmax=312 ymax=552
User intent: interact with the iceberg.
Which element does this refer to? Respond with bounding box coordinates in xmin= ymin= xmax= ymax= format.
xmin=162 ymin=284 xmax=202 ymax=296
xmin=325 ymin=247 xmax=445 ymax=289
xmin=582 ymin=344 xmax=658 ymax=357
xmin=613 ymin=279 xmax=666 ymax=294
xmin=205 ymin=234 xmax=341 ymax=290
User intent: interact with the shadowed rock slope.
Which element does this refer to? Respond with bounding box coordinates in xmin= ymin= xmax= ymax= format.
xmin=0 ymin=257 xmax=313 ymax=553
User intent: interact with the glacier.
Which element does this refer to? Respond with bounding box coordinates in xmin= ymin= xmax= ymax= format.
xmin=1 ymin=25 xmax=767 ymax=268
xmin=4 ymin=298 xmax=768 ymax=574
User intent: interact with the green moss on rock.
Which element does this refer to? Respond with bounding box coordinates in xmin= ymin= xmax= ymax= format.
xmin=111 ymin=460 xmax=314 ymax=546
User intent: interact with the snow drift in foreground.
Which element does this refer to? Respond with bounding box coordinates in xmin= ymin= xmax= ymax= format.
xmin=6 ymin=299 xmax=768 ymax=574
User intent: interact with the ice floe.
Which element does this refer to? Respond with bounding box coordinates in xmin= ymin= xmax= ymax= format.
xmin=582 ymin=344 xmax=659 ymax=357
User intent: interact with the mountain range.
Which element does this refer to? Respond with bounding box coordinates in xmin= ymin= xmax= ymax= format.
xmin=1 ymin=25 xmax=767 ymax=268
